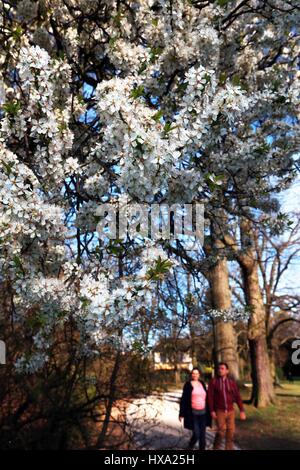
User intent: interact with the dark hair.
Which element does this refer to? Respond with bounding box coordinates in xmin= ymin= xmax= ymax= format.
xmin=191 ymin=367 xmax=202 ymax=374
xmin=217 ymin=362 xmax=229 ymax=370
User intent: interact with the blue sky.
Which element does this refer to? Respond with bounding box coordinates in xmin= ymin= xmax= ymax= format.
xmin=277 ymin=175 xmax=300 ymax=293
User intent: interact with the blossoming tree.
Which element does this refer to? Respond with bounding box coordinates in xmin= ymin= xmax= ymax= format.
xmin=0 ymin=0 xmax=299 ymax=446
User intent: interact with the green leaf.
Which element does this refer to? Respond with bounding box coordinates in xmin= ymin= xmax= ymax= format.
xmin=113 ymin=11 xmax=122 ymax=27
xmin=204 ymin=172 xmax=223 ymax=192
xmin=178 ymin=82 xmax=188 ymax=92
xmin=79 ymin=296 xmax=92 ymax=308
xmin=109 ymin=37 xmax=118 ymax=47
xmin=219 ymin=73 xmax=227 ymax=85
xmin=12 ymin=26 xmax=23 ymax=40
xmin=107 ymin=239 xmax=125 ymax=256
xmin=58 ymin=122 xmax=68 ymax=132
xmin=276 ymin=95 xmax=286 ymax=104
xmin=12 ymin=255 xmax=24 ymax=276
xmin=152 ymin=110 xmax=164 ymax=122
xmin=271 ymin=79 xmax=281 ymax=91
xmin=232 ymin=74 xmax=241 ymax=87
xmin=138 ymin=62 xmax=148 ymax=75
xmin=163 ymin=122 xmax=177 ymax=133
xmin=130 ymin=85 xmax=145 ymax=99
xmin=26 ymin=313 xmax=46 ymax=329
xmin=254 ymin=143 xmax=270 ymax=156
xmin=2 ymin=160 xmax=15 ymax=175
xmin=146 ymin=256 xmax=173 ymax=281
xmin=3 ymin=100 xmax=21 ymax=116
xmin=150 ymin=46 xmax=162 ymax=63
xmin=77 ymin=94 xmax=85 ymax=105
xmin=217 ymin=0 xmax=230 ymax=6
xmin=56 ymin=50 xmax=65 ymax=60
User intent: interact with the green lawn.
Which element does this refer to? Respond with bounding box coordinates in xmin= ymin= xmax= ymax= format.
xmin=275 ymin=380 xmax=300 ymax=396
xmin=166 ymin=379 xmax=300 ymax=449
xmin=235 ymin=381 xmax=300 ymax=450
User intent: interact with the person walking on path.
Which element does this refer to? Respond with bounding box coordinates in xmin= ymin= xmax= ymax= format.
xmin=207 ymin=362 xmax=246 ymax=450
xmin=179 ymin=367 xmax=212 ymax=450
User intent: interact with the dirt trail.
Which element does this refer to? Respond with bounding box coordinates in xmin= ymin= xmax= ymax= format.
xmin=126 ymin=390 xmax=240 ymax=450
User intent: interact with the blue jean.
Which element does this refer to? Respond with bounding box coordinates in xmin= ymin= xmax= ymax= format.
xmin=190 ymin=410 xmax=206 ymax=450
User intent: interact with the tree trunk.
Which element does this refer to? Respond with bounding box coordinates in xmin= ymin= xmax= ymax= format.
xmin=209 ymin=254 xmax=240 ymax=380
xmin=187 ymin=273 xmax=198 ymax=365
xmin=96 ymin=349 xmax=122 ymax=449
xmin=240 ymin=219 xmax=275 ymax=407
xmin=269 ymin=346 xmax=281 ymax=387
xmin=205 ymin=214 xmax=239 ymax=380
xmin=175 ymin=367 xmax=181 ymax=386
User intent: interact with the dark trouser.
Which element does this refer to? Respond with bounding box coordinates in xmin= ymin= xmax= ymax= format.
xmin=189 ymin=412 xmax=206 ymax=450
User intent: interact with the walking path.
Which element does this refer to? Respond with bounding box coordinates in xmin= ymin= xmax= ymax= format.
xmin=126 ymin=390 xmax=240 ymax=450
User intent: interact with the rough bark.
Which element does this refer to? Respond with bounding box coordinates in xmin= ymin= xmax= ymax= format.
xmin=239 ymin=218 xmax=275 ymax=407
xmin=220 ymin=216 xmax=276 ymax=406
xmin=209 ymin=253 xmax=240 ymax=380
xmin=205 ymin=214 xmax=239 ymax=380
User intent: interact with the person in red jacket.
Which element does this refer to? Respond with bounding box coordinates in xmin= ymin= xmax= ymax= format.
xmin=207 ymin=362 xmax=246 ymax=450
